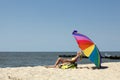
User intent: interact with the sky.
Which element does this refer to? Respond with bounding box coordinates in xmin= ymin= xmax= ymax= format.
xmin=0 ymin=0 xmax=120 ymax=52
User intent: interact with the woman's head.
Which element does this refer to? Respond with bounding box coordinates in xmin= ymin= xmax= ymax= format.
xmin=77 ymin=51 xmax=83 ymax=60
xmin=77 ymin=51 xmax=82 ymax=56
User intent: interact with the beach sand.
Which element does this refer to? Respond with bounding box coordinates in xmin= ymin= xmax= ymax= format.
xmin=0 ymin=62 xmax=120 ymax=80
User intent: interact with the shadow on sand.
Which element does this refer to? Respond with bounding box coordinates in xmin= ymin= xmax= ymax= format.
xmin=77 ymin=66 xmax=108 ymax=70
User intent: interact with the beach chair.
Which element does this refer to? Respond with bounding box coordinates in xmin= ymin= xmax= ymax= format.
xmin=59 ymin=63 xmax=77 ymax=69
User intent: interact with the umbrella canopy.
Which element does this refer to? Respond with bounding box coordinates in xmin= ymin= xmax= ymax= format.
xmin=72 ymin=30 xmax=101 ymax=68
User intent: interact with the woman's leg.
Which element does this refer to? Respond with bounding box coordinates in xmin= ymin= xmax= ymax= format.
xmin=45 ymin=57 xmax=72 ymax=68
xmin=45 ymin=58 xmax=64 ymax=68
xmin=54 ymin=57 xmax=72 ymax=67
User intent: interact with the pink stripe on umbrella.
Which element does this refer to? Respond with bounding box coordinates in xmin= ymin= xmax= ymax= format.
xmin=75 ymin=36 xmax=93 ymax=42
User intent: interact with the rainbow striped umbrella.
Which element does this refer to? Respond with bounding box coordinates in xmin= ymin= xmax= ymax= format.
xmin=72 ymin=30 xmax=101 ymax=68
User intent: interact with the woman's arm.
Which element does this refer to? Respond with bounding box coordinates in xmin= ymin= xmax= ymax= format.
xmin=71 ymin=55 xmax=80 ymax=62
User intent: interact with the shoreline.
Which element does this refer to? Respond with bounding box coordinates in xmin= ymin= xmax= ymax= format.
xmin=0 ymin=62 xmax=120 ymax=80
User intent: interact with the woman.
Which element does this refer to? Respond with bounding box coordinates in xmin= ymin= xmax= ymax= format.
xmin=46 ymin=51 xmax=83 ymax=68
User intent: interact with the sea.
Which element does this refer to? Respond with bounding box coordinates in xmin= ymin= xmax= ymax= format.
xmin=0 ymin=52 xmax=120 ymax=68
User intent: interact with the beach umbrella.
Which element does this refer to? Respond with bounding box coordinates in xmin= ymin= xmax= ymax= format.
xmin=72 ymin=30 xmax=101 ymax=68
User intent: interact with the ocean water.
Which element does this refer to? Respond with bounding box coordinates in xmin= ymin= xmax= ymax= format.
xmin=0 ymin=52 xmax=120 ymax=68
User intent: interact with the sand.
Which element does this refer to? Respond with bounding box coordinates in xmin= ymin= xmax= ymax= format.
xmin=0 ymin=62 xmax=120 ymax=80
